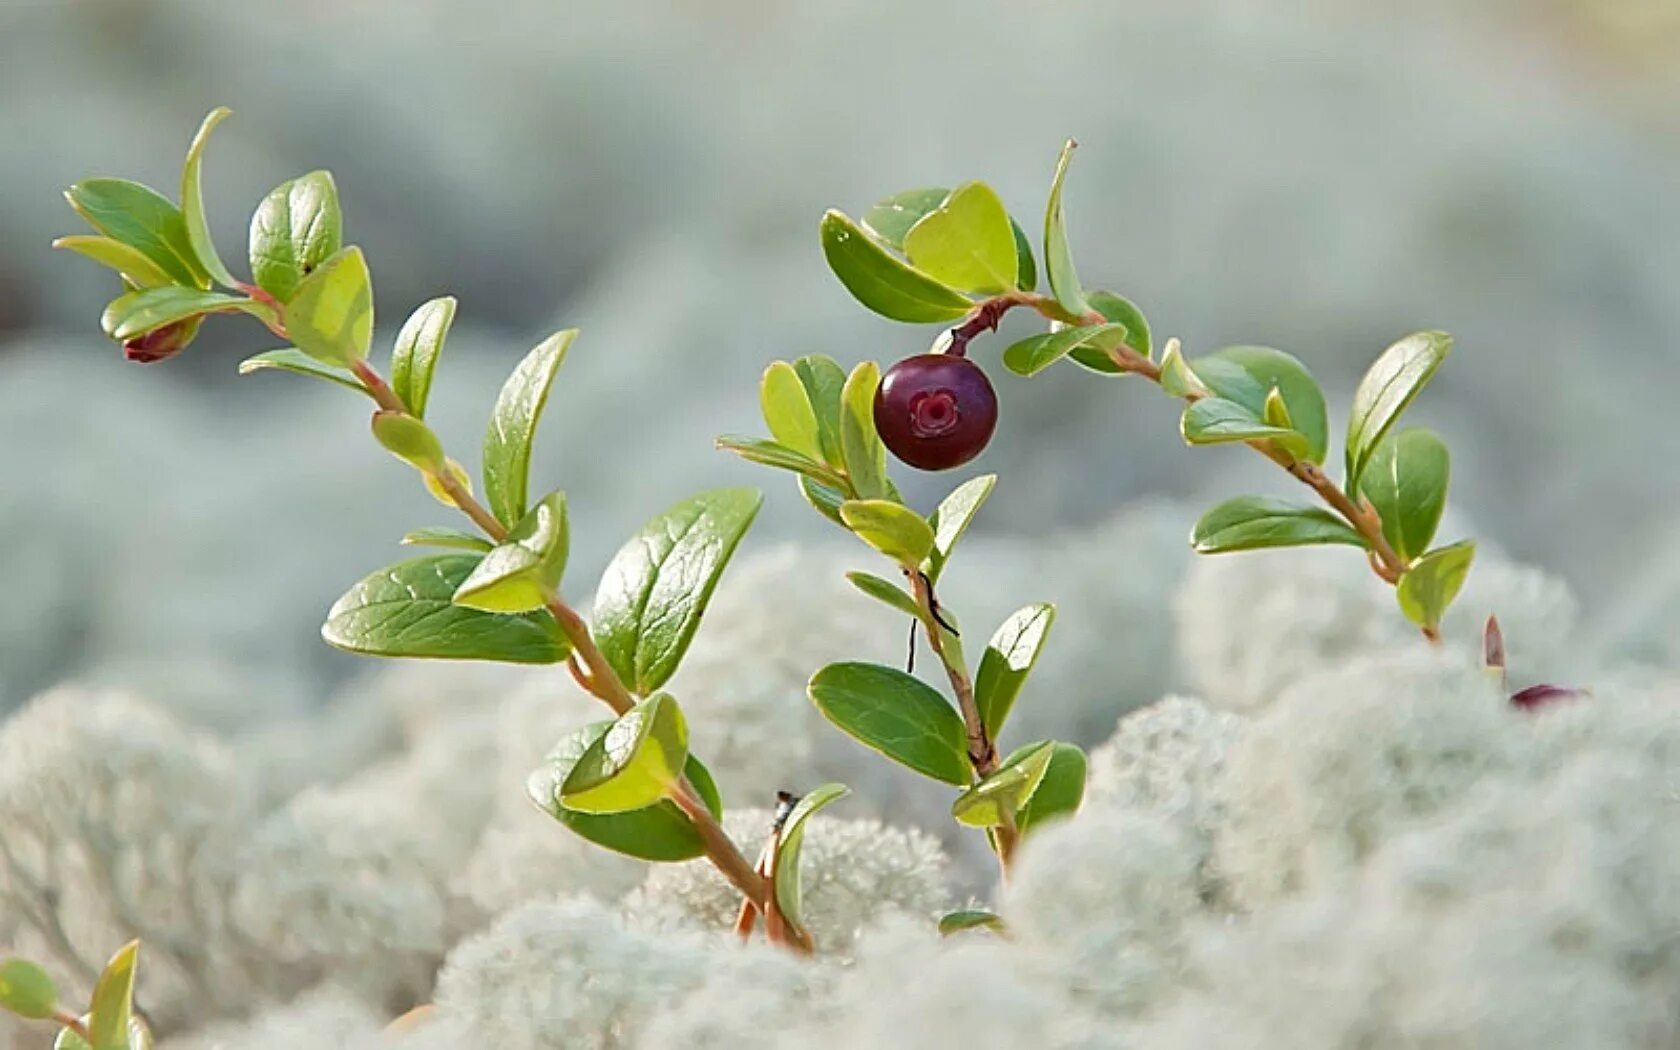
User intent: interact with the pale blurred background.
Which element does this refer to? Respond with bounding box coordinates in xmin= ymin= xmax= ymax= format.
xmin=2 ymin=0 xmax=1679 ymax=714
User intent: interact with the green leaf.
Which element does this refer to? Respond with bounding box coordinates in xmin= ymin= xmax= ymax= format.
xmin=799 ymin=476 xmax=848 ymax=527
xmin=423 ymin=458 xmax=476 ymax=510
xmin=792 ymin=354 xmax=849 ymax=469
xmin=1180 ymin=398 xmax=1310 ymax=459
xmin=453 ymin=491 xmax=570 ymax=613
xmin=389 ymin=296 xmax=456 ymax=418
xmin=483 ymin=329 xmax=575 ymax=527
xmin=845 ymin=570 xmax=922 ymax=619
xmin=715 ymin=436 xmax=839 ymax=484
xmin=924 ymin=473 xmax=995 ymax=582
xmin=594 ymin=487 xmax=763 ymax=695
xmin=901 ymin=182 xmax=1018 ymax=295
xmin=238 ymin=348 xmax=366 ymax=394
xmin=322 ymin=553 xmax=572 ymax=664
xmin=840 ymin=499 xmax=936 ymax=565
xmin=1358 ymin=428 xmax=1450 ymax=563
xmin=952 ymin=741 xmax=1055 ymax=827
xmin=1190 ymin=496 xmax=1366 ymax=554
xmin=527 ymin=721 xmax=723 ymax=862
xmin=1396 ymin=540 xmax=1476 ymax=634
xmin=54 ymin=1017 xmax=150 ymax=1050
xmin=284 ymin=246 xmax=374 ymax=366
xmin=52 ymin=235 xmax=173 ymax=288
xmin=100 ymin=286 xmax=268 ymax=340
xmin=1042 ymin=139 xmax=1088 ymax=318
xmin=1079 ymin=290 xmax=1153 ymax=370
xmin=974 ymin=603 xmax=1056 ymax=739
xmin=862 ymin=188 xmax=1036 ymax=291
xmin=370 ymin=411 xmax=445 ymax=473
xmin=1009 ymin=740 xmax=1087 ymax=834
xmin=560 ymin=693 xmax=689 ymax=814
xmin=773 ymin=783 xmax=851 ymax=932
xmin=248 ymin=170 xmax=342 ymax=302
xmin=939 ymin=909 xmax=1006 ymax=936
xmin=400 ymin=526 xmax=493 ymax=552
xmin=179 ymin=108 xmax=238 ymax=288
xmin=0 ymin=958 xmax=56 ymax=1020
xmin=807 ymin=662 xmax=971 ymax=785
xmin=1194 ymin=346 xmax=1329 ymax=463
xmin=759 ymin=361 xmax=823 ymax=460
xmin=839 ymin=360 xmax=889 ymax=499
xmin=63 ymin=178 xmax=205 ymax=287
xmin=1345 ymin=331 xmax=1453 ymax=494
xmin=819 ymin=210 xmax=972 ymax=323
xmin=87 ymin=941 xmax=137 ymax=1050
xmin=1001 ymin=322 xmax=1129 ymax=378
xmin=1263 ymin=387 xmax=1293 ymax=429
xmin=1159 ymin=340 xmax=1209 ymax=398
xmin=1011 ymin=221 xmax=1038 ymax=292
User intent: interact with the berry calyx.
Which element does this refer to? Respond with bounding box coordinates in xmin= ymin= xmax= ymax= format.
xmin=874 ymin=353 xmax=998 ymax=471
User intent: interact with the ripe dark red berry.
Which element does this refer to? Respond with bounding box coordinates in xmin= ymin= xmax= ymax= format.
xmin=873 ymin=353 xmax=998 ymax=471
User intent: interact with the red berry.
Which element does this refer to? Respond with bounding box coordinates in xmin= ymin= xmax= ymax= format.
xmin=873 ymin=354 xmax=998 ymax=471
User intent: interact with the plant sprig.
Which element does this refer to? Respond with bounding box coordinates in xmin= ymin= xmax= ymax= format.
xmin=1 ymin=942 xmax=150 ymax=1049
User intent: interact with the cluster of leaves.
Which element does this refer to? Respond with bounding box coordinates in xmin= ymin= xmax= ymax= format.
xmin=720 ymin=354 xmax=1086 ymax=910
xmin=813 ymin=140 xmax=1474 ymax=637
xmin=55 ymin=110 xmax=844 ymax=949
xmin=1 ymin=943 xmax=149 ymax=1049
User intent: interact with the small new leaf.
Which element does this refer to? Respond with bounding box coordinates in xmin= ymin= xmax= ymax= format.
xmin=1396 ymin=540 xmax=1476 ymax=634
xmin=371 ymin=411 xmax=445 ymax=473
xmin=401 ymin=526 xmax=493 ymax=553
xmin=560 ymin=694 xmax=689 ymax=814
xmin=0 ymin=958 xmax=56 ymax=1020
xmin=808 ymin=662 xmax=971 ymax=785
xmin=389 ymin=296 xmax=456 ymax=418
xmin=1194 ymin=346 xmax=1329 ymax=463
xmin=845 ymin=570 xmax=923 ymax=619
xmin=839 ymin=360 xmax=889 ymax=500
xmin=452 ymin=491 xmax=570 ymax=613
xmin=951 ymin=741 xmax=1056 ymax=828
xmin=180 ymin=107 xmax=238 ymax=288
xmin=1042 ymin=139 xmax=1088 ymax=318
xmin=593 ymin=488 xmax=764 ymax=695
xmin=1180 ymin=397 xmax=1310 ymax=459
xmin=901 ymin=182 xmax=1019 ymax=295
xmin=1159 ymin=339 xmax=1209 ymax=398
xmin=773 ymin=783 xmax=851 ymax=936
xmin=1190 ymin=496 xmax=1366 ymax=554
xmin=924 ymin=473 xmax=996 ymax=582
xmin=1075 ymin=290 xmax=1152 ymax=371
xmin=483 ymin=329 xmax=575 ymax=526
xmin=939 ymin=909 xmax=1006 ymax=937
xmin=423 ymin=458 xmax=475 ymax=510
xmin=840 ymin=499 xmax=935 ymax=566
xmin=974 ymin=603 xmax=1056 ymax=739
xmin=819 ymin=210 xmax=972 ymax=323
xmin=87 ymin=941 xmax=138 ymax=1050
xmin=1345 ymin=330 xmax=1452 ymax=494
xmin=284 ymin=246 xmax=374 ymax=366
xmin=248 ymin=170 xmax=343 ymax=302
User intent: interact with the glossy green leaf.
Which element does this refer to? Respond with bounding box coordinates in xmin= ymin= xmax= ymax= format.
xmin=952 ymin=741 xmax=1055 ymax=827
xmin=862 ymin=187 xmax=1035 ymax=291
xmin=819 ymin=210 xmax=972 ymax=323
xmin=1190 ymin=496 xmax=1366 ymax=554
xmin=452 ymin=491 xmax=569 ymax=613
xmin=845 ymin=571 xmax=922 ymax=619
xmin=483 ymin=329 xmax=575 ymax=526
xmin=1009 ymin=740 xmax=1087 ymax=834
xmin=101 ymin=286 xmax=268 ymax=340
xmin=87 ymin=942 xmax=137 ymax=1050
xmin=400 ymin=526 xmax=493 ymax=552
xmin=63 ymin=178 xmax=204 ymax=287
xmin=773 ymin=783 xmax=851 ymax=932
xmin=527 ymin=720 xmax=722 ymax=861
xmin=0 ymin=958 xmax=56 ymax=1019
xmin=792 ymin=354 xmax=849 ymax=469
xmin=1359 ymin=427 xmax=1450 ymax=563
xmin=807 ymin=662 xmax=971 ymax=785
xmin=759 ymin=361 xmax=824 ymax=460
xmin=1011 ymin=221 xmax=1038 ymax=292
xmin=1194 ymin=346 xmax=1328 ymax=463
xmin=939 ymin=909 xmax=1006 ymax=936
xmin=322 ymin=553 xmax=571 ymax=664
xmin=52 ymin=235 xmax=173 ymax=288
xmin=840 ymin=499 xmax=935 ymax=565
xmin=1159 ymin=340 xmax=1209 ymax=398
xmin=594 ymin=487 xmax=763 ymax=694
xmin=371 ymin=411 xmax=445 ymax=472
xmin=715 ymin=436 xmax=840 ymax=484
xmin=975 ymin=603 xmax=1056 ymax=739
xmin=389 ymin=296 xmax=456 ymax=418
xmin=238 ymin=348 xmax=366 ymax=393
xmin=248 ymin=170 xmax=342 ymax=302
xmin=924 ymin=473 xmax=996 ymax=582
xmin=284 ymin=246 xmax=373 ymax=366
xmin=1001 ymin=322 xmax=1129 ymax=378
xmin=901 ymin=182 xmax=1018 ymax=294
xmin=839 ymin=360 xmax=889 ymax=500
xmin=179 ymin=107 xmax=238 ymax=288
xmin=1345 ymin=331 xmax=1453 ymax=494
xmin=1180 ymin=398 xmax=1310 ymax=459
xmin=1042 ymin=139 xmax=1088 ymax=318
xmin=1396 ymin=540 xmax=1476 ymax=633
xmin=799 ymin=476 xmax=848 ymax=527
xmin=560 ymin=693 xmax=689 ymax=814
xmin=1074 ymin=290 xmax=1153 ymax=372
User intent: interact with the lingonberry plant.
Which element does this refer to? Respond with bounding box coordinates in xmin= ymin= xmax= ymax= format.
xmin=1 ymin=943 xmax=148 ymax=1049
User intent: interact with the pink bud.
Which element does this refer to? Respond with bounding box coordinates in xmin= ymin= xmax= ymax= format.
xmin=122 ymin=319 xmax=197 ymax=363
xmin=1510 ymin=683 xmax=1587 ymax=711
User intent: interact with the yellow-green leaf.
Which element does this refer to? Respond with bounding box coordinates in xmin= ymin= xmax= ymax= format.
xmin=284 ymin=246 xmax=373 ymax=366
xmin=560 ymin=694 xmax=689 ymax=814
xmin=901 ymin=182 xmax=1019 ymax=295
